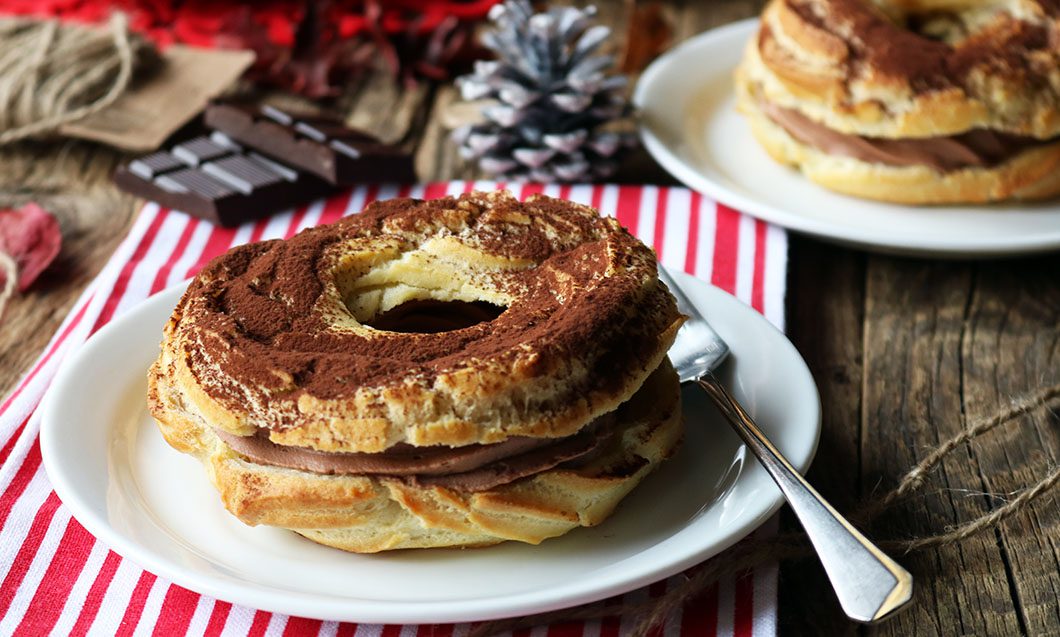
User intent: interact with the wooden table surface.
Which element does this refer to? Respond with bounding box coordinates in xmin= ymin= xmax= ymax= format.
xmin=1 ymin=2 xmax=1057 ymax=635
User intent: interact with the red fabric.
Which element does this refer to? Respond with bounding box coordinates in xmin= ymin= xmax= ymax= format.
xmin=0 ymin=0 xmax=497 ymax=47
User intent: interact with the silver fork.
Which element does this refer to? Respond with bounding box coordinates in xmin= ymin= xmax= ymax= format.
xmin=657 ymin=266 xmax=913 ymax=623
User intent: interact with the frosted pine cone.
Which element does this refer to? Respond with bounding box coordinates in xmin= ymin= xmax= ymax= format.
xmin=452 ymin=0 xmax=636 ymax=182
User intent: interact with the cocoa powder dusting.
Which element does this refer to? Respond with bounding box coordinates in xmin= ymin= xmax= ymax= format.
xmin=177 ymin=192 xmax=677 ymax=424
xmin=789 ymin=0 xmax=1056 ymax=92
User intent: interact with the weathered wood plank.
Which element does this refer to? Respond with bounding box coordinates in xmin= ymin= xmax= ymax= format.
xmin=959 ymin=257 xmax=1060 ymax=636
xmin=779 ymin=237 xmax=865 ymax=636
xmin=0 ymin=140 xmax=137 ymax=393
xmin=860 ymin=257 xmax=1026 ymax=636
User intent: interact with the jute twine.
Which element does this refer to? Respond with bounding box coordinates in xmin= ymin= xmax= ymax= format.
xmin=0 ymin=13 xmax=152 ymax=146
xmin=0 ymin=13 xmax=156 ymax=318
xmin=472 ymin=382 xmax=1060 ymax=637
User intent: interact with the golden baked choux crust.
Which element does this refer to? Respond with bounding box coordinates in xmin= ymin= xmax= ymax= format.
xmin=150 ymin=359 xmax=683 ymax=553
xmin=149 ymin=190 xmax=681 ymax=454
xmin=745 ymin=0 xmax=1060 ymax=138
xmin=736 ymin=0 xmax=1060 ymax=203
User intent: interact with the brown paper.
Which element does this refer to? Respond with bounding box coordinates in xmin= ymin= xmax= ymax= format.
xmin=60 ymin=45 xmax=255 ymax=152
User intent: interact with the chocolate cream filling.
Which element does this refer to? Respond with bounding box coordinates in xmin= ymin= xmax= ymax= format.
xmin=761 ymin=101 xmax=1056 ymax=172
xmin=213 ymin=412 xmax=618 ymax=492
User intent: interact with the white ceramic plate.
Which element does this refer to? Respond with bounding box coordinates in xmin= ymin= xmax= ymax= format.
xmin=41 ymin=272 xmax=820 ymax=624
xmin=633 ymin=19 xmax=1060 ymax=257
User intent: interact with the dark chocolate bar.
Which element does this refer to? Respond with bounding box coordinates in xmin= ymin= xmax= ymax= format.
xmin=204 ymin=103 xmax=417 ymax=185
xmin=114 ymin=132 xmax=334 ymax=226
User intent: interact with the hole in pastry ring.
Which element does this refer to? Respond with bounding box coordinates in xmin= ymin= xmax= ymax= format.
xmin=152 ymin=191 xmax=683 ymax=454
xmin=748 ymin=0 xmax=1060 ymax=138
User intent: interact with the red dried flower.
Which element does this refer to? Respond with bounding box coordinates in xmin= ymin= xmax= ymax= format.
xmin=0 ymin=203 xmax=62 ymax=292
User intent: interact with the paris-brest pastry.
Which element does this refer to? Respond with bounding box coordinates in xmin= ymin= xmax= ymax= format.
xmin=148 ymin=191 xmax=684 ymax=552
xmin=736 ymin=0 xmax=1060 ymax=203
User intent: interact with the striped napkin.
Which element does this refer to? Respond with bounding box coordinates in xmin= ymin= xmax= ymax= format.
xmin=0 ymin=181 xmax=786 ymax=636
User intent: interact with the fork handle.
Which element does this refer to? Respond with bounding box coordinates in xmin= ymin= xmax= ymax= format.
xmin=695 ymin=372 xmax=913 ymax=623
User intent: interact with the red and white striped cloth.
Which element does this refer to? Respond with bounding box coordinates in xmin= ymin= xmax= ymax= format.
xmin=0 ymin=182 xmax=787 ymax=637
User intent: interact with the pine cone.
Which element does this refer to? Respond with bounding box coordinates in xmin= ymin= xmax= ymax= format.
xmin=453 ymin=0 xmax=637 ymax=182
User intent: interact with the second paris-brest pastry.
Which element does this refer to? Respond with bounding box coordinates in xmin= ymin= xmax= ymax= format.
xmin=148 ymin=191 xmax=684 ymax=553
xmin=736 ymin=0 xmax=1060 ymax=204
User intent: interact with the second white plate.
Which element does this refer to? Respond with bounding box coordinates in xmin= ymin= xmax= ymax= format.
xmin=41 ymin=272 xmax=820 ymax=624
xmin=634 ymin=19 xmax=1060 ymax=257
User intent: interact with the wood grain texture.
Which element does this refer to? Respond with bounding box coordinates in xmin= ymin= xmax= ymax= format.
xmin=958 ymin=258 xmax=1060 ymax=636
xmin=0 ymin=2 xmax=1057 ymax=635
xmin=860 ymin=259 xmax=1024 ymax=636
xmin=0 ymin=140 xmax=137 ymax=393
xmin=780 ymin=238 xmax=864 ymax=637
xmin=781 ymin=253 xmax=1060 ymax=636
